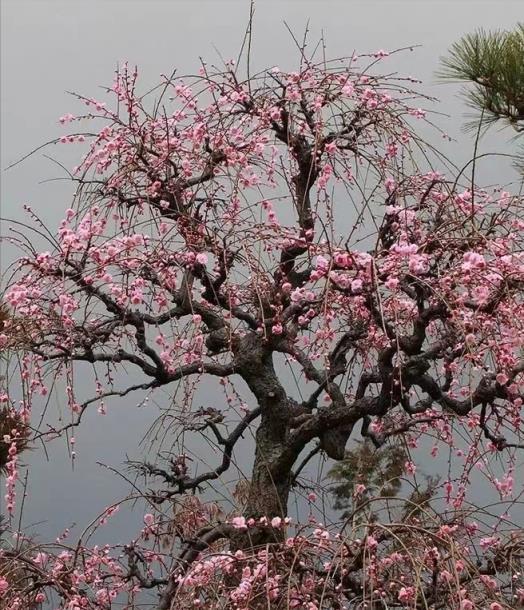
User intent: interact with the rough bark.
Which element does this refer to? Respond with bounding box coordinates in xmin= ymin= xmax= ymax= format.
xmin=231 ymin=332 xmax=294 ymax=545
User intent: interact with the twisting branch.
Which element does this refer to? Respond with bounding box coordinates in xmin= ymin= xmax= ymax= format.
xmin=138 ymin=407 xmax=262 ymax=499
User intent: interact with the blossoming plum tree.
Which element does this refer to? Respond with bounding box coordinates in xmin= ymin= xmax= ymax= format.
xmin=1 ymin=47 xmax=524 ymax=609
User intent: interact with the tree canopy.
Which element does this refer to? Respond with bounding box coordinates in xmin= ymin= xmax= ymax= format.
xmin=1 ymin=43 xmax=524 ymax=610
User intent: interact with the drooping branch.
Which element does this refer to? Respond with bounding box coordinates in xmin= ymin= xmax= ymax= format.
xmin=155 ymin=523 xmax=235 ymax=610
xmin=138 ymin=406 xmax=261 ymax=499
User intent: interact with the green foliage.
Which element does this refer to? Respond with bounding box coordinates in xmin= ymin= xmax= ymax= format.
xmin=328 ymin=440 xmax=408 ymax=518
xmin=439 ymin=24 xmax=524 ymax=171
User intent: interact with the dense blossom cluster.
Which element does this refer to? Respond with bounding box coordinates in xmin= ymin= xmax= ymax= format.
xmin=1 ymin=505 xmax=522 ymax=609
xmin=1 ymin=50 xmax=523 ymax=609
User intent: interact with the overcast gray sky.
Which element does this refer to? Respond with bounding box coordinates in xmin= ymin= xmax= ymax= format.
xmin=1 ymin=0 xmax=523 ymax=544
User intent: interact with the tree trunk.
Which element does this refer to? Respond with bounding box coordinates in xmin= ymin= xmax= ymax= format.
xmin=229 ymin=424 xmax=291 ymax=548
xmin=232 ymin=333 xmax=293 ymax=547
xmin=246 ymin=428 xmax=291 ymax=520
